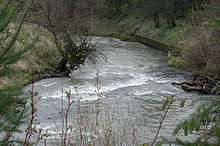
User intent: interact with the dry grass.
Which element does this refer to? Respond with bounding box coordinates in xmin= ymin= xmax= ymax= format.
xmin=180 ymin=27 xmax=220 ymax=77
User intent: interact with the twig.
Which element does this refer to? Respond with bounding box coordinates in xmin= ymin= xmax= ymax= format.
xmin=75 ymin=87 xmax=83 ymax=146
xmin=63 ymin=90 xmax=74 ymax=146
xmin=151 ymin=97 xmax=175 ymax=146
xmin=24 ymin=73 xmax=37 ymax=146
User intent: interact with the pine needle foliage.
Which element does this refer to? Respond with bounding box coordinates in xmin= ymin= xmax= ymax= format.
xmin=173 ymin=100 xmax=220 ymax=145
xmin=0 ymin=0 xmax=35 ymax=144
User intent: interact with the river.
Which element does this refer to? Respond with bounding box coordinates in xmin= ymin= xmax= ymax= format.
xmin=24 ymin=37 xmax=212 ymax=145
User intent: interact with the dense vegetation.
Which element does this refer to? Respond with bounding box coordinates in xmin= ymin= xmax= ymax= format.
xmin=25 ymin=0 xmax=220 ymax=79
xmin=0 ymin=0 xmax=219 ymax=145
xmin=103 ymin=0 xmax=219 ymax=77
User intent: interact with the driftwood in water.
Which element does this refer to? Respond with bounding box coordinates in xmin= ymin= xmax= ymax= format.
xmin=172 ymin=74 xmax=220 ymax=95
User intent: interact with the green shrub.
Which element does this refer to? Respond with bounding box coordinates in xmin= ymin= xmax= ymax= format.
xmin=215 ymin=18 xmax=220 ymax=27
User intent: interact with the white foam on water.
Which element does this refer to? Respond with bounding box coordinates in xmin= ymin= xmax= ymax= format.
xmin=133 ymin=91 xmax=154 ymax=96
xmin=155 ymin=80 xmax=170 ymax=84
xmin=35 ymin=73 xmax=156 ymax=101
xmin=160 ymin=90 xmax=176 ymax=96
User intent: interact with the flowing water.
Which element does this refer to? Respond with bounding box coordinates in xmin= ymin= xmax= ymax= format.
xmin=24 ymin=37 xmax=212 ymax=145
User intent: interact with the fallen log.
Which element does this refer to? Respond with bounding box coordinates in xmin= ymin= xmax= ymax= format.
xmin=193 ymin=74 xmax=216 ymax=86
xmin=181 ymin=84 xmax=211 ymax=94
xmin=172 ymin=74 xmax=219 ymax=95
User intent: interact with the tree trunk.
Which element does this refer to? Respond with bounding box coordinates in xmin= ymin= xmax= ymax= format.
xmin=167 ymin=16 xmax=176 ymax=28
xmin=153 ymin=9 xmax=160 ymax=28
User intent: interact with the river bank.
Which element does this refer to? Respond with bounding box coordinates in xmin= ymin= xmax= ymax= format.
xmin=1 ymin=23 xmax=219 ymax=96
xmin=23 ymin=37 xmax=206 ymax=145
xmin=94 ymin=0 xmax=220 ymax=79
xmin=1 ymin=0 xmax=219 ymax=145
xmin=91 ymin=0 xmax=220 ymax=95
